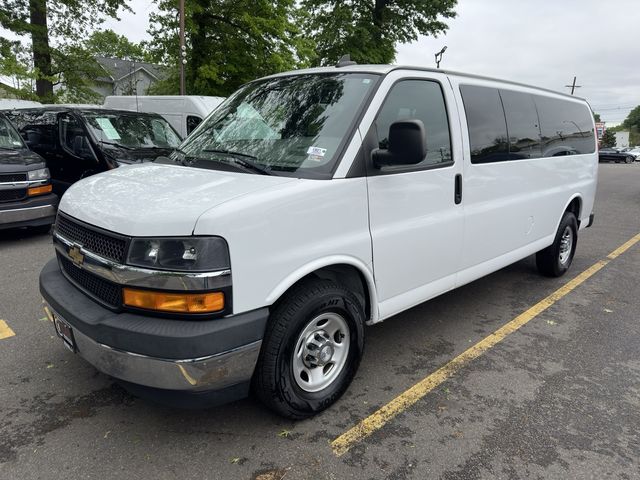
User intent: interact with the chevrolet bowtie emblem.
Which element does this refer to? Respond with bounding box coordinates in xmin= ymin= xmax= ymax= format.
xmin=69 ymin=246 xmax=84 ymax=266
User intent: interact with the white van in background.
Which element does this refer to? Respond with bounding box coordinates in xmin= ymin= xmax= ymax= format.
xmin=0 ymin=99 xmax=43 ymax=110
xmin=103 ymin=95 xmax=225 ymax=138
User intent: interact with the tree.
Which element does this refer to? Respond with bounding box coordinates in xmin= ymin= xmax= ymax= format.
xmin=622 ymin=105 xmax=640 ymax=130
xmin=601 ymin=129 xmax=616 ymax=148
xmin=85 ymin=29 xmax=151 ymax=62
xmin=0 ymin=0 xmax=130 ymax=102
xmin=147 ymin=0 xmax=313 ymax=97
xmin=301 ymin=0 xmax=457 ymax=65
xmin=593 ymin=112 xmax=601 ymax=122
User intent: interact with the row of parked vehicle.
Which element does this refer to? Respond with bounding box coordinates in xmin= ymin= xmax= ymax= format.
xmin=0 ymin=96 xmax=224 ymax=232
xmin=598 ymin=146 xmax=640 ymax=163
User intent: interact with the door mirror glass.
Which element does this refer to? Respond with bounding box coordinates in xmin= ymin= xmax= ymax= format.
xmin=373 ymin=119 xmax=427 ymax=167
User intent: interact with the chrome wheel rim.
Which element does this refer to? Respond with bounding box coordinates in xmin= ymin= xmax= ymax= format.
xmin=292 ymin=312 xmax=350 ymax=393
xmin=559 ymin=226 xmax=573 ymax=265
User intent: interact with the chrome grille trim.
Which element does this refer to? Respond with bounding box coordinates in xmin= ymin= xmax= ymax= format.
xmin=53 ymin=230 xmax=231 ymax=291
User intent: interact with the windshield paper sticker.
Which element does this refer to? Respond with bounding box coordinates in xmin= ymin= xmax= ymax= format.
xmin=95 ymin=118 xmax=121 ymax=140
xmin=306 ymin=146 xmax=327 ymax=157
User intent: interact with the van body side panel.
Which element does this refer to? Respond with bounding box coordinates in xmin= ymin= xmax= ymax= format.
xmin=450 ymin=77 xmax=598 ymax=280
xmin=193 ymin=178 xmax=372 ymax=316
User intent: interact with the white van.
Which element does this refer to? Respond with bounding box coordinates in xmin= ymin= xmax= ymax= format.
xmin=40 ymin=64 xmax=598 ymax=418
xmin=103 ymin=95 xmax=224 ymax=138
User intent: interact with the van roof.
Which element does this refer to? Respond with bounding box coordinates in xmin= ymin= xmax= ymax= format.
xmin=263 ymin=65 xmax=586 ymax=102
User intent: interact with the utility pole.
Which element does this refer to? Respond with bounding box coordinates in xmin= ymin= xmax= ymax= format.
xmin=565 ymin=76 xmax=582 ymax=95
xmin=435 ymin=46 xmax=447 ymax=69
xmin=179 ymin=0 xmax=186 ymax=95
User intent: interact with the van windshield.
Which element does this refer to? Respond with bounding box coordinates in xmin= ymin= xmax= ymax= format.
xmin=83 ymin=112 xmax=182 ymax=151
xmin=0 ymin=115 xmax=26 ymax=150
xmin=178 ymin=73 xmax=379 ymax=178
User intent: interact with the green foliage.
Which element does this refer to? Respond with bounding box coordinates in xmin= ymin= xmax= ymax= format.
xmin=601 ymin=129 xmax=616 ymax=148
xmin=147 ymin=0 xmax=312 ymax=97
xmin=85 ymin=29 xmax=151 ymax=62
xmin=301 ymin=0 xmax=457 ymax=65
xmin=622 ymin=105 xmax=640 ymax=130
xmin=593 ymin=112 xmax=601 ymax=122
xmin=0 ymin=0 xmax=131 ymax=101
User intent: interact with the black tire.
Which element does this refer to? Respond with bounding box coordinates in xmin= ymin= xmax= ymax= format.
xmin=625 ymin=156 xmax=633 ymax=164
xmin=253 ymin=278 xmax=365 ymax=419
xmin=536 ymin=211 xmax=578 ymax=277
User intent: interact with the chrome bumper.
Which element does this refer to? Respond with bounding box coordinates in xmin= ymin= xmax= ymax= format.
xmin=44 ymin=303 xmax=261 ymax=392
xmin=0 ymin=204 xmax=56 ymax=224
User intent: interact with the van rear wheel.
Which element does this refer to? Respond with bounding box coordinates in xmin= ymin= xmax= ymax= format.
xmin=536 ymin=211 xmax=578 ymax=277
xmin=253 ymin=278 xmax=365 ymax=419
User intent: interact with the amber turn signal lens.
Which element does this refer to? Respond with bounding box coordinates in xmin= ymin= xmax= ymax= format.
xmin=27 ymin=184 xmax=53 ymax=196
xmin=123 ymin=289 xmax=224 ymax=313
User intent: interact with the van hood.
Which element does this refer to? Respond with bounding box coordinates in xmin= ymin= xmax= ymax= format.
xmin=0 ymin=148 xmax=45 ymax=170
xmin=58 ymin=163 xmax=296 ymax=236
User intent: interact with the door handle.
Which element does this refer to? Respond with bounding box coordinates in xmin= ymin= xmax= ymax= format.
xmin=454 ymin=174 xmax=462 ymax=205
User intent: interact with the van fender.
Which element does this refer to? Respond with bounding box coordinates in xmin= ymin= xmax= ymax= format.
xmin=264 ymin=255 xmax=380 ymax=324
xmin=558 ymin=193 xmax=583 ymax=229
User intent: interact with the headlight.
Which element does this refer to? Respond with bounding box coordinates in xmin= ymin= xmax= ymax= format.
xmin=127 ymin=237 xmax=230 ymax=272
xmin=28 ymin=168 xmax=50 ymax=181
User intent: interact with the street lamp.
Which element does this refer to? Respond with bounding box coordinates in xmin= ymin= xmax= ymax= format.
xmin=435 ymin=46 xmax=447 ymax=69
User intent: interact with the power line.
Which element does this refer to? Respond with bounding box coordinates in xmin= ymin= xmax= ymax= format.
xmin=565 ymin=76 xmax=582 ymax=95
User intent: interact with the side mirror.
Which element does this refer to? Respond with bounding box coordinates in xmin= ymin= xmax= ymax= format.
xmin=373 ymin=119 xmax=427 ymax=168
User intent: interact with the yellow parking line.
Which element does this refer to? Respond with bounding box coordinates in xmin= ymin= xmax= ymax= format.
xmin=331 ymin=232 xmax=640 ymax=456
xmin=0 ymin=319 xmax=16 ymax=340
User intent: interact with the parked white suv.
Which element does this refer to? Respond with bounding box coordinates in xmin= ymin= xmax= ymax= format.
xmin=40 ymin=64 xmax=598 ymax=418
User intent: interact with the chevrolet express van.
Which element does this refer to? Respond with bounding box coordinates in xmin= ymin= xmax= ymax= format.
xmin=39 ymin=64 xmax=598 ymax=418
xmin=0 ymin=112 xmax=57 ymax=232
xmin=6 ymin=106 xmax=182 ymax=195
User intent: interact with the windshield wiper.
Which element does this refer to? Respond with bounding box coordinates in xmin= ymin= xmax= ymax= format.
xmin=201 ymin=148 xmax=271 ymax=175
xmin=100 ymin=140 xmax=134 ymax=150
xmin=0 ymin=145 xmax=19 ymax=150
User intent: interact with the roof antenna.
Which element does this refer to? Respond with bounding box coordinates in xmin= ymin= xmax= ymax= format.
xmin=336 ymin=54 xmax=357 ymax=68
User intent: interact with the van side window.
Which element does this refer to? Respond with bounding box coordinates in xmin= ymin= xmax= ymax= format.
xmin=459 ymin=85 xmax=509 ymax=164
xmin=187 ymin=115 xmax=203 ymax=134
xmin=499 ymin=90 xmax=542 ymax=159
xmin=534 ymin=96 xmax=596 ymax=156
xmin=375 ymin=80 xmax=452 ymax=167
xmin=59 ymin=114 xmax=93 ymax=160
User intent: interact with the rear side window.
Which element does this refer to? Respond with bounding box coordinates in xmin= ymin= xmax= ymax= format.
xmin=374 ymin=79 xmax=452 ymax=167
xmin=499 ymin=89 xmax=541 ymax=159
xmin=459 ymin=85 xmax=509 ymax=163
xmin=461 ymin=84 xmax=596 ymax=163
xmin=534 ymin=96 xmax=595 ymax=156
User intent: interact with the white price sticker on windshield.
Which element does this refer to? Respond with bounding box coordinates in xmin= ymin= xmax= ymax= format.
xmin=95 ymin=118 xmax=121 ymax=140
xmin=306 ymin=146 xmax=327 ymax=157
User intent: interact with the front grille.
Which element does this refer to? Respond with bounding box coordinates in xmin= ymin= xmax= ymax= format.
xmin=0 ymin=188 xmax=27 ymax=203
xmin=56 ymin=214 xmax=128 ymax=263
xmin=58 ymin=254 xmax=122 ymax=308
xmin=0 ymin=173 xmax=27 ymax=183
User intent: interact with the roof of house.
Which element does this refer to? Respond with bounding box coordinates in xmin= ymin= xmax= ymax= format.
xmin=95 ymin=56 xmax=167 ymax=84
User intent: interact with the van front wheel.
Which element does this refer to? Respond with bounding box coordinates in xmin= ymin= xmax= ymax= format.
xmin=536 ymin=211 xmax=578 ymax=277
xmin=253 ymin=278 xmax=365 ymax=419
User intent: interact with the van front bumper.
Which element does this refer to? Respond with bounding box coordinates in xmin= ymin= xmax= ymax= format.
xmin=39 ymin=258 xmax=268 ymax=395
xmin=0 ymin=194 xmax=58 ymax=229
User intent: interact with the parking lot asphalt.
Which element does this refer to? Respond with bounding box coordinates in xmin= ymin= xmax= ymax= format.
xmin=1 ymin=163 xmax=639 ymax=480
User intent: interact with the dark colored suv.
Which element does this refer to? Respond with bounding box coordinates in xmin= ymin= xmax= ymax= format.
xmin=0 ymin=112 xmax=58 ymax=232
xmin=5 ymin=107 xmax=182 ymax=196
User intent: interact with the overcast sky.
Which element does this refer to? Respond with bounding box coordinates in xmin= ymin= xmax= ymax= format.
xmin=79 ymin=0 xmax=640 ymax=124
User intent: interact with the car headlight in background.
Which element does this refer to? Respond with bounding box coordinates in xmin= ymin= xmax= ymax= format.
xmin=127 ymin=237 xmax=230 ymax=272
xmin=27 ymin=168 xmax=50 ymax=181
